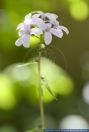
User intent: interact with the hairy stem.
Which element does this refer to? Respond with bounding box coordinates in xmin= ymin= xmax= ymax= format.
xmin=38 ymin=45 xmax=45 ymax=131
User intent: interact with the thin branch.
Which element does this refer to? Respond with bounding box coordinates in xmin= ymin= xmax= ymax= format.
xmin=16 ymin=62 xmax=37 ymax=68
xmin=38 ymin=45 xmax=45 ymax=131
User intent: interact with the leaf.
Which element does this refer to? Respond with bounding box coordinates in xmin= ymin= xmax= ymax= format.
xmin=42 ymin=77 xmax=57 ymax=100
xmin=26 ymin=127 xmax=41 ymax=132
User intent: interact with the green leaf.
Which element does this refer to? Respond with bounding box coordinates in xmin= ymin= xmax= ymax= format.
xmin=42 ymin=77 xmax=57 ymax=100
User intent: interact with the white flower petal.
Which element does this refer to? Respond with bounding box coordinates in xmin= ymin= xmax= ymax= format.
xmin=24 ymin=24 xmax=31 ymax=32
xmin=34 ymin=11 xmax=44 ymax=18
xmin=16 ymin=23 xmax=24 ymax=30
xmin=35 ymin=18 xmax=46 ymax=30
xmin=44 ymin=32 xmax=52 ymax=45
xmin=32 ymin=11 xmax=43 ymax=15
xmin=18 ymin=30 xmax=23 ymax=36
xmin=25 ymin=13 xmax=32 ymax=20
xmin=32 ymin=14 xmax=41 ymax=18
xmin=45 ymin=23 xmax=52 ymax=29
xmin=51 ymin=20 xmax=59 ymax=27
xmin=15 ymin=38 xmax=23 ymax=46
xmin=50 ymin=28 xmax=63 ymax=38
xmin=36 ymin=11 xmax=44 ymax=14
xmin=31 ymin=28 xmax=43 ymax=35
xmin=45 ymin=13 xmax=58 ymax=20
xmin=58 ymin=26 xmax=69 ymax=35
xmin=22 ymin=34 xmax=30 ymax=48
xmin=24 ymin=18 xmax=32 ymax=25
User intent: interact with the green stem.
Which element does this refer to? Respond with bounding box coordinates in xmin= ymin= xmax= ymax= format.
xmin=38 ymin=44 xmax=45 ymax=131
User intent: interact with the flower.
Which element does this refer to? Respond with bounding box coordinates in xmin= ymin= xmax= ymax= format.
xmin=37 ymin=22 xmax=63 ymax=45
xmin=15 ymin=18 xmax=43 ymax=47
xmin=32 ymin=11 xmax=58 ymax=21
xmin=35 ymin=16 xmax=69 ymax=45
xmin=15 ymin=11 xmax=69 ymax=48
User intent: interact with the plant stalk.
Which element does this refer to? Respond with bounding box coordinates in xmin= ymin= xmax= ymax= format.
xmin=38 ymin=45 xmax=45 ymax=131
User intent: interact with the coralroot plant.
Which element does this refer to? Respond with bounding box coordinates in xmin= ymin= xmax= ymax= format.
xmin=15 ymin=11 xmax=69 ymax=131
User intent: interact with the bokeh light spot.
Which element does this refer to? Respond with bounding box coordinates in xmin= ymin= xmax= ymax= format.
xmin=59 ymin=115 xmax=89 ymax=129
xmin=0 ymin=74 xmax=16 ymax=110
xmin=69 ymin=1 xmax=89 ymax=21
xmin=68 ymin=0 xmax=82 ymax=4
xmin=82 ymin=83 xmax=89 ymax=105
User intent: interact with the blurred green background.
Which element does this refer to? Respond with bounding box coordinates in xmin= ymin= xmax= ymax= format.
xmin=0 ymin=0 xmax=89 ymax=131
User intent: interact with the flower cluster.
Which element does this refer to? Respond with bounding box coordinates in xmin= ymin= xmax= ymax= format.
xmin=15 ymin=11 xmax=69 ymax=48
